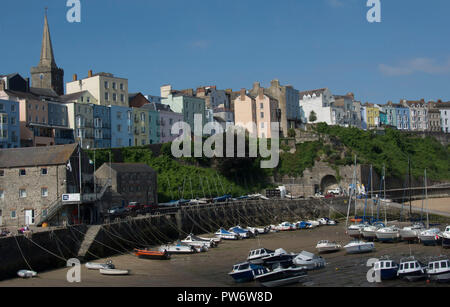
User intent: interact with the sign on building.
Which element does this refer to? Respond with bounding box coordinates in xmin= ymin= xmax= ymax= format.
xmin=62 ymin=194 xmax=81 ymax=202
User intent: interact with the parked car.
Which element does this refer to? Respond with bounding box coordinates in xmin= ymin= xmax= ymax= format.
xmin=327 ymin=188 xmax=341 ymax=195
xmin=107 ymin=206 xmax=127 ymax=215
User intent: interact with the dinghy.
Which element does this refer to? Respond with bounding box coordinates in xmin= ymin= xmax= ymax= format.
xmin=316 ymin=240 xmax=341 ymax=254
xmin=134 ymin=249 xmax=171 ymax=260
xmin=99 ymin=268 xmax=130 ymax=275
xmin=292 ymin=251 xmax=326 ymax=270
xmin=17 ymin=270 xmax=37 ymax=278
xmin=86 ymin=260 xmax=115 ymax=270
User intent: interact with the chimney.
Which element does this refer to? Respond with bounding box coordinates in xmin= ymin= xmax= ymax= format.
xmin=253 ymin=82 xmax=260 ymax=91
xmin=73 ymin=74 xmax=78 ymax=81
xmin=88 ymin=70 xmax=93 ymax=78
xmin=258 ymin=87 xmax=264 ymax=100
xmin=270 ymin=79 xmax=280 ymax=87
xmin=240 ymin=88 xmax=246 ymax=101
xmin=0 ymin=79 xmax=5 ymax=91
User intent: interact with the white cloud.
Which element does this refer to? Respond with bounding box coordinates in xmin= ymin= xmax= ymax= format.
xmin=379 ymin=57 xmax=450 ymax=76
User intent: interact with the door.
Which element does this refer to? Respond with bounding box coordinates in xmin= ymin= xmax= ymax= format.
xmin=0 ymin=210 xmax=2 ymax=226
xmin=25 ymin=210 xmax=35 ymax=225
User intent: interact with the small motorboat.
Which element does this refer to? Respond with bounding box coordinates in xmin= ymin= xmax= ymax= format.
xmin=246 ymin=226 xmax=270 ymax=235
xmin=134 ymin=249 xmax=171 ymax=260
xmin=86 ymin=260 xmax=115 ymax=270
xmin=375 ymin=226 xmax=401 ymax=243
xmin=159 ymin=242 xmax=197 ymax=254
xmin=294 ymin=221 xmax=311 ymax=230
xmin=229 ymin=226 xmax=253 ymax=238
xmin=255 ymin=263 xmax=308 ymax=287
xmin=397 ymin=257 xmax=426 ymax=282
xmin=361 ymin=222 xmax=385 ymax=241
xmin=215 ymin=228 xmax=240 ymax=240
xmin=318 ymin=217 xmax=337 ymax=226
xmin=261 ymin=248 xmax=297 ymax=266
xmin=399 ymin=223 xmax=424 ymax=242
xmin=228 ymin=262 xmax=269 ymax=283
xmin=247 ymin=248 xmax=275 ymax=264
xmin=440 ymin=225 xmax=450 ymax=248
xmin=99 ymin=268 xmax=130 ymax=276
xmin=316 ymin=240 xmax=341 ymax=254
xmin=347 ymin=223 xmax=366 ymax=238
xmin=276 ymin=222 xmax=296 ymax=231
xmin=373 ymin=259 xmax=399 ymax=280
xmin=343 ymin=240 xmax=375 ymax=254
xmin=427 ymin=258 xmax=450 ymax=283
xmin=17 ymin=270 xmax=37 ymax=278
xmin=306 ymin=220 xmax=320 ymax=228
xmin=197 ymin=235 xmax=221 ymax=245
xmin=292 ymin=251 xmax=326 ymax=270
xmin=418 ymin=228 xmax=442 ymax=246
xmin=182 ymin=234 xmax=214 ymax=248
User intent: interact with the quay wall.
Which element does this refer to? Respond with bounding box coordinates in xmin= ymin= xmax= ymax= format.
xmin=0 ymin=198 xmax=348 ymax=280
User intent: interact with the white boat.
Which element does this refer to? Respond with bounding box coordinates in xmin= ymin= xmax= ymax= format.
xmin=418 ymin=228 xmax=442 ymax=246
xmin=247 ymin=248 xmax=275 ymax=264
xmin=276 ymin=222 xmax=295 ymax=231
xmin=186 ymin=233 xmax=218 ymax=247
xmin=344 ymin=240 xmax=375 ymax=254
xmin=246 ymin=226 xmax=270 ymax=235
xmin=399 ymin=223 xmax=425 ymax=242
xmin=442 ymin=226 xmax=450 ymax=248
xmin=99 ymin=268 xmax=130 ymax=275
xmin=292 ymin=251 xmax=326 ymax=270
xmin=215 ymin=228 xmax=240 ymax=240
xmin=427 ymin=258 xmax=450 ymax=283
xmin=181 ymin=234 xmax=214 ymax=248
xmin=375 ymin=226 xmax=400 ymax=242
xmin=229 ymin=226 xmax=253 ymax=238
xmin=159 ymin=242 xmax=197 ymax=254
xmin=317 ymin=218 xmax=329 ymax=226
xmin=347 ymin=224 xmax=366 ymax=238
xmin=397 ymin=257 xmax=426 ymax=282
xmin=85 ymin=260 xmax=115 ymax=270
xmin=316 ymin=240 xmax=341 ymax=253
xmin=17 ymin=270 xmax=37 ymax=278
xmin=197 ymin=235 xmax=221 ymax=245
xmin=255 ymin=263 xmax=308 ymax=287
xmin=361 ymin=225 xmax=381 ymax=241
xmin=306 ymin=220 xmax=320 ymax=228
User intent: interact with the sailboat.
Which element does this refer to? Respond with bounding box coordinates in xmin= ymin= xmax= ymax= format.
xmin=346 ymin=156 xmax=367 ymax=238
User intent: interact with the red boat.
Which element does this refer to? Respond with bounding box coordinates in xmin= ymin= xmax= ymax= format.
xmin=134 ymin=249 xmax=171 ymax=260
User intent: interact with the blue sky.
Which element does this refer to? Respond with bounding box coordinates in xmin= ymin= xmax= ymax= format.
xmin=1 ymin=0 xmax=450 ymax=104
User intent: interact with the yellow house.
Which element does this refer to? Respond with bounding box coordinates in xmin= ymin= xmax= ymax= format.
xmin=132 ymin=108 xmax=149 ymax=146
xmin=364 ymin=103 xmax=380 ymax=129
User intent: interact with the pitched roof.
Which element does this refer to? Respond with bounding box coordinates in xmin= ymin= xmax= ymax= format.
xmin=59 ymin=91 xmax=89 ymax=102
xmin=0 ymin=144 xmax=78 ymax=168
xmin=299 ymin=88 xmax=327 ymax=97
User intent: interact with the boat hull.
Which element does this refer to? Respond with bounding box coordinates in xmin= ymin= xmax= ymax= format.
xmin=398 ymin=271 xmax=426 ymax=282
xmin=442 ymin=237 xmax=450 ymax=248
xmin=419 ymin=236 xmax=442 ymax=246
xmin=428 ymin=271 xmax=450 ymax=283
xmin=377 ymin=268 xmax=398 ymax=280
xmin=256 ymin=268 xmax=307 ymax=287
xmin=99 ymin=268 xmax=130 ymax=275
xmin=229 ymin=269 xmax=255 ymax=283
xmin=375 ymin=233 xmax=400 ymax=243
xmin=134 ymin=250 xmax=171 ymax=260
xmin=344 ymin=243 xmax=374 ymax=254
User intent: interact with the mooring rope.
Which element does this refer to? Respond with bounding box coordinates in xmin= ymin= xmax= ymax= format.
xmin=22 ymin=235 xmax=68 ymax=262
xmin=14 ymin=235 xmax=34 ymax=272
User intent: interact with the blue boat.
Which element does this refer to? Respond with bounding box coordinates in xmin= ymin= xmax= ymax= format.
xmin=294 ymin=221 xmax=311 ymax=229
xmin=373 ymin=259 xmax=399 ymax=280
xmin=213 ymin=195 xmax=232 ymax=203
xmin=215 ymin=228 xmax=240 ymax=240
xmin=228 ymin=262 xmax=269 ymax=283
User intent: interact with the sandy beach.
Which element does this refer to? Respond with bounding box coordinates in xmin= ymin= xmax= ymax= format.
xmin=1 ymin=222 xmax=449 ymax=288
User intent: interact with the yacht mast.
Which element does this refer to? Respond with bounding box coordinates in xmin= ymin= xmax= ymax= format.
xmin=425 ymin=168 xmax=429 ymax=228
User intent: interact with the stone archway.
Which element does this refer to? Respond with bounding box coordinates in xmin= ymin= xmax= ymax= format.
xmin=320 ymin=175 xmax=338 ymax=193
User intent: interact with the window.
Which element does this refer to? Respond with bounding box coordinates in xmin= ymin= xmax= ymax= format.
xmin=11 ymin=211 xmax=16 ymax=219
xmin=117 ymin=124 xmax=122 ymax=132
xmin=19 ymin=189 xmax=27 ymax=198
xmin=0 ymin=190 xmax=4 ymax=200
xmin=112 ymin=82 xmax=116 ymax=90
xmin=113 ymin=93 xmax=117 ymax=101
xmin=87 ymin=97 xmax=90 ymax=103
xmin=120 ymin=83 xmax=124 ymax=90
xmin=260 ymin=112 xmax=264 ymax=118
xmin=120 ymin=94 xmax=124 ymax=103
xmin=41 ymin=187 xmax=48 ymax=197
xmin=140 ymin=113 xmax=145 ymax=122
xmin=0 ymin=170 xmax=4 ymax=176
xmin=19 ymin=169 xmax=26 ymax=176
xmin=104 ymin=81 xmax=109 ymax=89
xmin=42 ymin=209 xmax=48 ymax=218
xmin=260 ymin=103 xmax=264 ymax=109
xmin=105 ymin=92 xmax=109 ymax=101
xmin=41 ymin=168 xmax=48 ymax=175
xmin=11 ymin=104 xmax=16 ymax=112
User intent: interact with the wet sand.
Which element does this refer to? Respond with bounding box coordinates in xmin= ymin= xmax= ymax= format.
xmin=410 ymin=197 xmax=450 ymax=214
xmin=1 ymin=224 xmax=449 ymax=287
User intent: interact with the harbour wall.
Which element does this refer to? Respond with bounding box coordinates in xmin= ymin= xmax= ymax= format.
xmin=0 ymin=198 xmax=348 ymax=280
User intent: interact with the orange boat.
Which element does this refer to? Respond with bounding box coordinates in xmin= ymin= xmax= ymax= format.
xmin=134 ymin=249 xmax=171 ymax=260
xmin=350 ymin=218 xmax=363 ymax=223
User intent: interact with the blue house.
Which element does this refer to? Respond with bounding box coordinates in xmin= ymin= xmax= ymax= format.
xmin=0 ymin=99 xmax=20 ymax=148
xmin=93 ymin=104 xmax=111 ymax=148
xmin=110 ymin=105 xmax=133 ymax=148
xmin=48 ymin=102 xmax=74 ymax=145
xmin=394 ymin=105 xmax=410 ymax=130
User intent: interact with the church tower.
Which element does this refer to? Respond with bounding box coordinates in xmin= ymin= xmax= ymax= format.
xmin=30 ymin=11 xmax=64 ymax=95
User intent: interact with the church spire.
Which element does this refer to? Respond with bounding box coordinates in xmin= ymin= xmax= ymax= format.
xmin=39 ymin=9 xmax=56 ymax=68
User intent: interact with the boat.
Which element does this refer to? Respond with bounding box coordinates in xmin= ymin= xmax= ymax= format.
xmin=361 ymin=223 xmax=384 ymax=241
xmin=182 ymin=234 xmax=214 ymax=248
xmin=294 ymin=221 xmax=311 ymax=229
xmin=343 ymin=240 xmax=375 ymax=254
xmin=17 ymin=270 xmax=37 ymax=278
xmin=316 ymin=240 xmax=341 ymax=254
xmin=85 ymin=260 xmax=115 ymax=270
xmin=99 ymin=268 xmax=130 ymax=275
xmin=397 ymin=257 xmax=426 ymax=282
xmin=317 ymin=218 xmax=329 ymax=226
xmin=292 ymin=250 xmax=326 ymax=270
xmin=134 ymin=249 xmax=171 ymax=260
xmin=427 ymin=258 xmax=450 ymax=283
xmin=246 ymin=226 xmax=270 ymax=235
xmin=418 ymin=228 xmax=442 ymax=246
xmin=441 ymin=225 xmax=450 ymax=248
xmin=228 ymin=262 xmax=269 ymax=283
xmin=399 ymin=223 xmax=425 ymax=242
xmin=215 ymin=228 xmax=240 ymax=240
xmin=375 ymin=226 xmax=401 ymax=243
xmin=276 ymin=222 xmax=296 ymax=231
xmin=373 ymin=259 xmax=399 ymax=280
xmin=255 ymin=263 xmax=308 ymax=287
xmin=347 ymin=223 xmax=366 ymax=238
xmin=229 ymin=226 xmax=253 ymax=238
xmin=247 ymin=248 xmax=275 ymax=264
xmin=261 ymin=248 xmax=297 ymax=266
xmin=306 ymin=220 xmax=320 ymax=228
xmin=158 ymin=242 xmax=197 ymax=254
